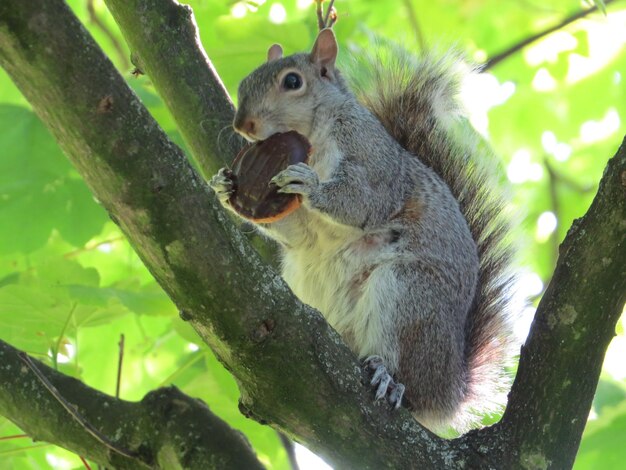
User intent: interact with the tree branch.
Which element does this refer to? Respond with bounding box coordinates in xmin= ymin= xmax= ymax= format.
xmin=402 ymin=0 xmax=427 ymax=52
xmin=499 ymin=136 xmax=626 ymax=467
xmin=102 ymin=0 xmax=278 ymax=263
xmin=484 ymin=0 xmax=619 ymax=70
xmin=103 ymin=0 xmax=241 ymax=178
xmin=0 ymin=339 xmax=264 ymax=469
xmin=457 ymin=136 xmax=626 ymax=468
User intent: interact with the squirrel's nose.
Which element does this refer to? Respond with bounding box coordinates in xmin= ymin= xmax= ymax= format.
xmin=233 ymin=115 xmax=257 ymax=137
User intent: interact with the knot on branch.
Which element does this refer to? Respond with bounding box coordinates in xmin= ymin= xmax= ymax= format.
xmin=97 ymin=95 xmax=114 ymax=114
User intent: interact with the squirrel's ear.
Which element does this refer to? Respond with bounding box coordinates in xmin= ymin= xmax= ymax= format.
xmin=267 ymin=44 xmax=283 ymax=62
xmin=310 ymin=28 xmax=337 ymax=75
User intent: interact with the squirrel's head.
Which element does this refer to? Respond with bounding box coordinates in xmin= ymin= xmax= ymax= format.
xmin=233 ymin=28 xmax=348 ymax=142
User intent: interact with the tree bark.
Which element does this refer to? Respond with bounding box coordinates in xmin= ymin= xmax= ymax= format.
xmin=107 ymin=0 xmax=240 ymax=177
xmin=0 ymin=340 xmax=264 ymax=469
xmin=457 ymin=138 xmax=626 ymax=468
xmin=104 ymin=0 xmax=279 ymax=261
xmin=0 ymin=0 xmax=624 ymax=468
xmin=498 ymin=139 xmax=626 ymax=467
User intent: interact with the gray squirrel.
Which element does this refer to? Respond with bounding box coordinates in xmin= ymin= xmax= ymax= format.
xmin=210 ymin=29 xmax=516 ymax=433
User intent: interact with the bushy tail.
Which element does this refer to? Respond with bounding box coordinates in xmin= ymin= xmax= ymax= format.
xmin=347 ymin=48 xmax=517 ymax=428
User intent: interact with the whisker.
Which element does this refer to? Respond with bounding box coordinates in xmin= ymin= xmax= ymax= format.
xmin=217 ymin=124 xmax=245 ymax=155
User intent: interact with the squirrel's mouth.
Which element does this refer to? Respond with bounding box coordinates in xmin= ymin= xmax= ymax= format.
xmin=239 ymin=133 xmax=258 ymax=143
xmin=231 ymin=124 xmax=266 ymax=143
xmin=234 ymin=126 xmax=288 ymax=144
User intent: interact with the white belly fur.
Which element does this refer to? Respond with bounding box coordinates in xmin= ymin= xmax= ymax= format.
xmin=280 ymin=212 xmax=403 ymax=370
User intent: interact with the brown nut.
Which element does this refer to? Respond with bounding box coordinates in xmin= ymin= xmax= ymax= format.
xmin=228 ymin=131 xmax=311 ymax=223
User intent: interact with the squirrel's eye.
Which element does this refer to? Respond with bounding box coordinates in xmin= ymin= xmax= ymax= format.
xmin=282 ymin=72 xmax=303 ymax=90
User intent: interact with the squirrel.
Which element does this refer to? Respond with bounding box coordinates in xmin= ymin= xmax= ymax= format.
xmin=210 ymin=29 xmax=516 ymax=433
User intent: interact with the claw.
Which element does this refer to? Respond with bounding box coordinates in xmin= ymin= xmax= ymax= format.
xmin=277 ymin=184 xmax=305 ymax=195
xmin=209 ymin=167 xmax=235 ymax=203
xmin=389 ymin=382 xmax=405 ymax=409
xmin=270 ymin=163 xmax=318 ymax=197
xmin=370 ymin=362 xmax=388 ymax=386
xmin=363 ymin=355 xmax=405 ymax=409
xmin=375 ymin=373 xmax=392 ymax=400
xmin=218 ymin=167 xmax=233 ymax=178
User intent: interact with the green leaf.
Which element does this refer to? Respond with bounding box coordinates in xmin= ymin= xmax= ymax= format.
xmin=67 ymin=282 xmax=176 ymax=317
xmin=0 ymin=105 xmax=107 ymax=254
xmin=0 ymin=284 xmax=69 ymax=353
xmin=576 ymin=401 xmax=626 ymax=469
xmin=0 ymin=259 xmax=131 ymax=353
xmin=594 ymin=377 xmax=626 ymax=414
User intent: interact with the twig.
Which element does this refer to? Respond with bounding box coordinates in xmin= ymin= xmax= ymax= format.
xmin=518 ymin=0 xmax=565 ymax=15
xmin=0 ymin=443 xmax=50 ymax=456
xmin=79 ymin=455 xmax=93 ymax=470
xmin=548 ymin=166 xmax=595 ymax=193
xmin=52 ymin=303 xmax=77 ymax=370
xmin=544 ymin=158 xmax=561 ymax=270
xmin=402 ymin=0 xmax=426 ymax=52
xmin=0 ymin=434 xmax=28 ymax=441
xmin=315 ymin=0 xmax=337 ymax=30
xmin=157 ymin=350 xmax=205 ymax=388
xmin=315 ymin=0 xmax=324 ymax=30
xmin=18 ymin=352 xmax=140 ymax=461
xmin=484 ymin=0 xmax=618 ymax=70
xmin=86 ymin=0 xmax=130 ymax=70
xmin=324 ymin=0 xmax=335 ymax=28
xmin=278 ymin=432 xmax=300 ymax=470
xmin=115 ymin=334 xmax=125 ymax=399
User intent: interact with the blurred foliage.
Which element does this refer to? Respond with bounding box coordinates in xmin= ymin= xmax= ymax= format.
xmin=0 ymin=0 xmax=625 ymax=468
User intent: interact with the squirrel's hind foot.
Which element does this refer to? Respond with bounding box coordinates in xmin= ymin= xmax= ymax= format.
xmin=364 ymin=355 xmax=405 ymax=409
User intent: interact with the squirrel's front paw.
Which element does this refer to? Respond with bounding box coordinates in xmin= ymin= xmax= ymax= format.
xmin=270 ymin=162 xmax=319 ymax=198
xmin=364 ymin=355 xmax=406 ymax=409
xmin=209 ymin=167 xmax=235 ymax=205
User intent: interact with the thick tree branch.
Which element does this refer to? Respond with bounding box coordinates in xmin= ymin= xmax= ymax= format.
xmin=0 ymin=339 xmax=264 ymax=469
xmin=103 ymin=0 xmax=240 ymax=178
xmin=102 ymin=0 xmax=277 ymax=262
xmin=457 ymin=136 xmax=626 ymax=468
xmin=500 ymin=136 xmax=626 ymax=467
xmin=0 ymin=1 xmax=458 ymax=468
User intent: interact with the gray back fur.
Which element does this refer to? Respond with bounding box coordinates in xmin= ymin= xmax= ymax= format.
xmin=348 ymin=48 xmax=517 ymax=421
